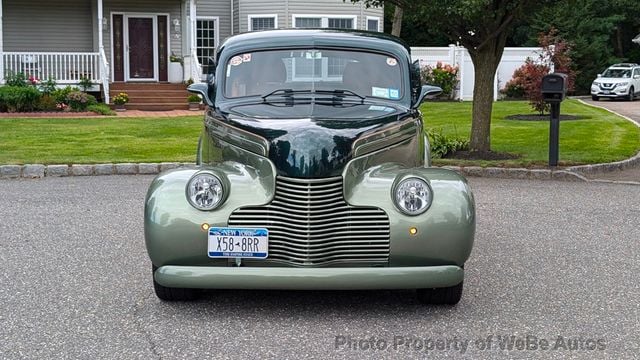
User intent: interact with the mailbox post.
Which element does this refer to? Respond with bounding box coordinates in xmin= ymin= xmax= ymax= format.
xmin=541 ymin=73 xmax=568 ymax=167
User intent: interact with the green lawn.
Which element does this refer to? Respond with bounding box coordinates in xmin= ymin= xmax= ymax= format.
xmin=0 ymin=99 xmax=638 ymax=166
xmin=421 ymin=99 xmax=640 ymax=167
xmin=0 ymin=116 xmax=202 ymax=164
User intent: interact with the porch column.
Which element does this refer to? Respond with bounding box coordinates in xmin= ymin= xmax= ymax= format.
xmin=97 ymin=0 xmax=103 ymax=52
xmin=0 ymin=0 xmax=4 ymax=84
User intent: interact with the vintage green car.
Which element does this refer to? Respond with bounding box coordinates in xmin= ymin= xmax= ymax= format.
xmin=145 ymin=29 xmax=475 ymax=304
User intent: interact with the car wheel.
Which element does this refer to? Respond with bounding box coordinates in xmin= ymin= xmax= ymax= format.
xmin=416 ymin=281 xmax=463 ymax=305
xmin=152 ymin=265 xmax=198 ymax=301
xmin=628 ymin=87 xmax=635 ymax=101
xmin=591 ymin=95 xmax=599 ymax=101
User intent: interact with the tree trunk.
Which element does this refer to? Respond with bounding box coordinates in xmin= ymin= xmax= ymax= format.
xmin=391 ymin=6 xmax=403 ymax=37
xmin=467 ymin=40 xmax=505 ymax=152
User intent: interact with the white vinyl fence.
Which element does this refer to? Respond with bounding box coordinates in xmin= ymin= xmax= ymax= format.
xmin=411 ymin=45 xmax=542 ymax=101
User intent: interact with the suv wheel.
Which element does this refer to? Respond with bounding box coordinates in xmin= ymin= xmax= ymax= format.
xmin=591 ymin=95 xmax=599 ymax=101
xmin=628 ymin=87 xmax=635 ymax=101
xmin=152 ymin=265 xmax=198 ymax=301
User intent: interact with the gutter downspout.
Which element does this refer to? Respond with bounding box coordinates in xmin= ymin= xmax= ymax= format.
xmin=230 ymin=0 xmax=234 ymax=35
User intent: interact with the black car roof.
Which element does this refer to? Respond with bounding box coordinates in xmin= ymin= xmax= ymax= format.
xmin=218 ymin=29 xmax=412 ymax=62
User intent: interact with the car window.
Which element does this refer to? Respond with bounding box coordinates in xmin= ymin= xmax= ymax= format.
xmin=602 ymin=69 xmax=631 ymax=78
xmin=223 ymin=49 xmax=403 ymax=100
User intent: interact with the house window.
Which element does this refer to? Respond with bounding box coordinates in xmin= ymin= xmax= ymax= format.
xmin=328 ymin=18 xmax=353 ymax=29
xmin=295 ymin=17 xmax=321 ymax=28
xmin=292 ymin=15 xmax=357 ymax=30
xmin=249 ymin=15 xmax=277 ymax=31
xmin=196 ymin=17 xmax=219 ymax=74
xmin=367 ymin=17 xmax=380 ymax=32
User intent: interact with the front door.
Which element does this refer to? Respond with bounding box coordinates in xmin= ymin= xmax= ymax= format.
xmin=126 ymin=16 xmax=156 ymax=81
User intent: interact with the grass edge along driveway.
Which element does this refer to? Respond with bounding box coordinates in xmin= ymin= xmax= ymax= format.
xmin=0 ymin=99 xmax=638 ymax=167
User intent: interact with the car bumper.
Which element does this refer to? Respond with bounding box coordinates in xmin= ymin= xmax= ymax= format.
xmin=154 ymin=265 xmax=464 ymax=290
xmin=591 ymin=88 xmax=629 ymax=97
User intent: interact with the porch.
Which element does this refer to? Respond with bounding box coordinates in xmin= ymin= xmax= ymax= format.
xmin=0 ymin=0 xmax=202 ymax=105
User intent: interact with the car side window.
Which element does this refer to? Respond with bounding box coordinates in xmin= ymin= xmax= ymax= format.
xmin=634 ymin=68 xmax=640 ymax=77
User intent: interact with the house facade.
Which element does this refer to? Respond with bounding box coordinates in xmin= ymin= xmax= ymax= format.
xmin=0 ymin=0 xmax=383 ymax=104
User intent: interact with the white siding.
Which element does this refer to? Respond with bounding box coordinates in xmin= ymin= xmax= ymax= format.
xmin=287 ymin=0 xmax=382 ymax=30
xmin=198 ymin=1 xmax=232 ymax=42
xmin=3 ymin=0 xmax=94 ymax=52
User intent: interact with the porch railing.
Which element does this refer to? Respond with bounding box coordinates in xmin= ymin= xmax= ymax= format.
xmin=3 ymin=52 xmax=101 ymax=84
xmin=99 ymin=49 xmax=110 ymax=104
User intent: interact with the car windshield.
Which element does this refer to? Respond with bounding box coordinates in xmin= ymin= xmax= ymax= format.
xmin=601 ymin=68 xmax=631 ymax=78
xmin=223 ymin=49 xmax=403 ymax=100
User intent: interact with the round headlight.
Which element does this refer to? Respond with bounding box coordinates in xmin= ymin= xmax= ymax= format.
xmin=393 ymin=177 xmax=432 ymax=215
xmin=186 ymin=172 xmax=224 ymax=210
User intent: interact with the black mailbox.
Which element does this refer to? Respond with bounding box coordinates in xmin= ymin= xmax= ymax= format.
xmin=541 ymin=73 xmax=568 ymax=103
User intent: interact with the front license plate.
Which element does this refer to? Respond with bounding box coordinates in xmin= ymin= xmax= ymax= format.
xmin=603 ymin=90 xmax=611 ymax=94
xmin=208 ymin=227 xmax=268 ymax=259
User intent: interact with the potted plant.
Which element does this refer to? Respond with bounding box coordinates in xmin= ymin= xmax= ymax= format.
xmin=113 ymin=92 xmax=129 ymax=111
xmin=169 ymin=54 xmax=184 ymax=84
xmin=187 ymin=94 xmax=201 ymax=111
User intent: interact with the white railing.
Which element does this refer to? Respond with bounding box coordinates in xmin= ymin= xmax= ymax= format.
xmin=3 ymin=52 xmax=101 ymax=84
xmin=191 ymin=49 xmax=203 ymax=83
xmin=99 ymin=48 xmax=110 ymax=104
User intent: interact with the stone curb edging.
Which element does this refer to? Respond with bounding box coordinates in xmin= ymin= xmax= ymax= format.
xmin=0 ymin=163 xmax=196 ymax=179
xmin=0 ymin=163 xmax=637 ymax=185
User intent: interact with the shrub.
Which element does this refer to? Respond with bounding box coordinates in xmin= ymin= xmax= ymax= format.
xmin=4 ymin=72 xmax=28 ymax=87
xmin=66 ymin=91 xmax=97 ymax=112
xmin=420 ymin=62 xmax=459 ymax=99
xmin=36 ymin=94 xmax=59 ymax=111
xmin=427 ymin=128 xmax=469 ymax=158
xmin=52 ymin=86 xmax=79 ymax=104
xmin=0 ymin=86 xmax=42 ymax=112
xmin=87 ymin=104 xmax=116 ymax=116
xmin=39 ymin=77 xmax=58 ymax=95
xmin=187 ymin=94 xmax=201 ymax=103
xmin=78 ymin=76 xmax=94 ymax=92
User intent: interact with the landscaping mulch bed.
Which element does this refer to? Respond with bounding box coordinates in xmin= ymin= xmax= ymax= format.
xmin=504 ymin=114 xmax=587 ymax=121
xmin=0 ymin=111 xmax=103 ymax=118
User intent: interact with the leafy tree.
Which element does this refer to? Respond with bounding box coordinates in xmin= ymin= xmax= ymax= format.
xmin=528 ymin=0 xmax=625 ymax=93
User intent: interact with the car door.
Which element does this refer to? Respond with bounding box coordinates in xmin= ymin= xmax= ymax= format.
xmin=634 ymin=68 xmax=640 ymax=93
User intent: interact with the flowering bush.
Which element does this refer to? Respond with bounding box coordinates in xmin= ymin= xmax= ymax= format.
xmin=113 ymin=92 xmax=129 ymax=105
xmin=28 ymin=76 xmax=40 ymax=86
xmin=420 ymin=62 xmax=459 ymax=99
xmin=66 ymin=90 xmax=97 ymax=111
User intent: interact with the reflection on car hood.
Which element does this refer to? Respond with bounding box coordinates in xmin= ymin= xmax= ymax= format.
xmin=596 ymin=77 xmax=632 ymax=83
xmin=220 ymin=101 xmax=412 ymax=178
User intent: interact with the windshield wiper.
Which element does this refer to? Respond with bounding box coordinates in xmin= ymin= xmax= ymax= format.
xmin=314 ymin=89 xmax=366 ymax=101
xmin=261 ymin=89 xmax=311 ymax=100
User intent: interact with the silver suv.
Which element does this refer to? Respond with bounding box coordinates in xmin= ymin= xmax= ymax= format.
xmin=591 ymin=63 xmax=640 ymax=101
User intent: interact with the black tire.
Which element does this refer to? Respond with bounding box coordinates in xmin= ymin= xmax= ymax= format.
xmin=416 ymin=282 xmax=463 ymax=305
xmin=628 ymin=87 xmax=635 ymax=101
xmin=591 ymin=95 xmax=599 ymax=101
xmin=152 ymin=265 xmax=198 ymax=301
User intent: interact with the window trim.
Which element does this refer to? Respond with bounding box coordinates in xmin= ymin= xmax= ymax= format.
xmin=248 ymin=14 xmax=278 ymax=31
xmin=195 ymin=16 xmax=220 ymax=74
xmin=366 ymin=16 xmax=381 ymax=32
xmin=291 ymin=14 xmax=358 ymax=30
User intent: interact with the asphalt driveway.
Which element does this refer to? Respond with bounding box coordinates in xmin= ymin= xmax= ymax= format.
xmin=1 ymin=175 xmax=639 ymax=359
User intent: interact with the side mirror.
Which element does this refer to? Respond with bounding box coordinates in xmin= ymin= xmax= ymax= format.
xmin=634 ymin=75 xmax=640 ymax=80
xmin=187 ymin=83 xmax=214 ymax=107
xmin=412 ymin=85 xmax=442 ymax=108
xmin=597 ymin=74 xmax=602 ymax=78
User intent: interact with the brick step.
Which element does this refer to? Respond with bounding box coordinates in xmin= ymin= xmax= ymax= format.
xmin=116 ymin=103 xmax=190 ymax=111
xmin=110 ymin=90 xmax=189 ymax=97
xmin=116 ymin=97 xmax=191 ymax=104
xmin=110 ymin=82 xmax=187 ymax=91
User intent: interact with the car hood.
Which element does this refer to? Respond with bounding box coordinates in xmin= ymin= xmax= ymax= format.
xmin=219 ymin=101 xmax=414 ymax=178
xmin=596 ymin=77 xmax=632 ymax=83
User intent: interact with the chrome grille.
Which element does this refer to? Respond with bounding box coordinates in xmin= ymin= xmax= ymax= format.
xmin=228 ymin=176 xmax=390 ymax=266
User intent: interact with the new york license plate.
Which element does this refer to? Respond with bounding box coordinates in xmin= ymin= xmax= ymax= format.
xmin=208 ymin=227 xmax=268 ymax=259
